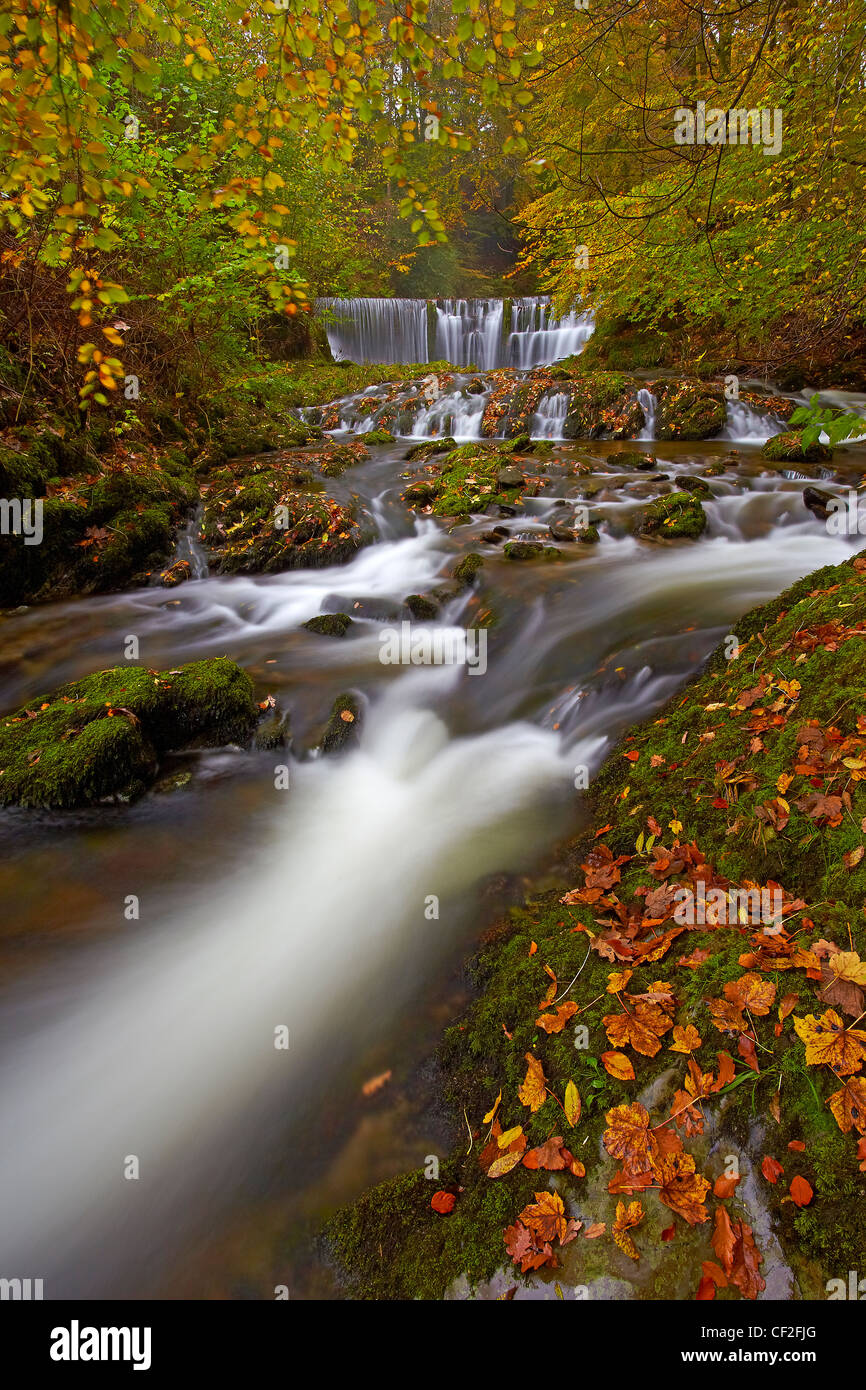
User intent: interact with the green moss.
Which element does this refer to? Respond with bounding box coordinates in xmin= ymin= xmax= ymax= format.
xmin=656 ymin=382 xmax=726 ymax=440
xmin=360 ymin=429 xmax=397 ymax=445
xmin=761 ymin=431 xmax=833 ymax=463
xmin=0 ymin=460 xmax=196 ymax=607
xmin=452 ymin=552 xmax=484 ymax=587
xmin=327 ymin=548 xmax=866 ymax=1299
xmin=0 ymin=658 xmax=258 ymax=808
xmin=404 ymin=593 xmax=439 ymax=621
xmin=502 ymin=541 xmax=562 ymax=561
xmin=202 ymin=462 xmax=367 ymax=575
xmin=319 ymin=693 xmax=362 ymax=755
xmin=639 ymin=491 xmax=707 ymax=539
xmin=303 ymin=613 xmax=354 ymax=638
xmin=404 ymin=443 xmax=524 ymax=517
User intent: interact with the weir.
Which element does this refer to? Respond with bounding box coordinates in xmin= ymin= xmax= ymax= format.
xmin=316 ymin=295 xmax=595 ymax=368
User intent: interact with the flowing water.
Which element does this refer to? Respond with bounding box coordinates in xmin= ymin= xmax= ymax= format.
xmin=317 ymin=295 xmax=595 ymax=368
xmin=1 ymin=421 xmax=865 ymax=1299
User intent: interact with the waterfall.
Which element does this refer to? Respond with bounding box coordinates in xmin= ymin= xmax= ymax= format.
xmin=317 ymin=295 xmax=594 ymax=367
xmin=434 ymin=299 xmax=504 ymax=370
xmin=531 ymin=390 xmax=570 ymax=439
xmin=507 ymin=297 xmax=595 ymax=369
xmin=637 ymin=388 xmax=657 ymax=441
xmin=721 ymin=399 xmax=786 ymax=443
xmin=318 ymin=297 xmax=430 ymax=364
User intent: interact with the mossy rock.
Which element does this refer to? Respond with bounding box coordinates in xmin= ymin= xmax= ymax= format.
xmin=404 ymin=437 xmax=457 ymax=463
xmin=578 ymin=524 xmax=600 ymax=543
xmin=360 ymin=429 xmax=396 ymax=445
xmin=404 ymin=593 xmax=439 ymax=621
xmin=0 ymin=658 xmax=258 ymax=808
xmin=638 ymin=491 xmax=707 ymax=540
xmin=608 ymin=450 xmax=656 ymax=471
xmin=319 ymin=693 xmax=362 ymax=755
xmin=317 ymin=442 xmax=370 ymax=477
xmin=452 ymin=552 xmax=484 ymax=587
xmin=502 ymin=541 xmax=562 ymax=561
xmin=202 ymin=465 xmax=367 ymax=575
xmin=303 ymin=612 xmax=354 ymax=638
xmin=655 ymin=382 xmax=726 ymax=440
xmin=423 ymin=444 xmax=525 ymax=517
xmin=673 ymin=474 xmax=712 ymax=497
xmin=761 ymin=431 xmax=833 ymax=463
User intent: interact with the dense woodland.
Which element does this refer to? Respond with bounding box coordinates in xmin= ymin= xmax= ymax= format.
xmin=1 ymin=0 xmax=865 ymax=419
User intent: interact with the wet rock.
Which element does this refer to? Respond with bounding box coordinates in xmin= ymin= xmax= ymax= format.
xmin=466 ymin=378 xmax=486 ymax=395
xmin=496 ymin=465 xmax=525 ymax=488
xmin=152 ymin=768 xmax=193 ymax=794
xmin=502 ymin=541 xmax=562 ymax=561
xmin=404 ymin=437 xmax=456 ymax=463
xmin=159 ymin=560 xmax=191 ymax=588
xmin=254 ymin=708 xmax=290 ymax=750
xmin=549 ymin=518 xmax=576 ymax=542
xmin=578 ymin=524 xmax=600 ymax=544
xmin=608 ymin=450 xmax=657 ymax=470
xmin=452 ymin=552 xmax=484 ymax=587
xmin=762 ymin=431 xmax=833 ymax=463
xmin=320 ymin=693 xmax=362 ymax=755
xmin=638 ymin=491 xmax=707 ymax=540
xmin=802 ymin=485 xmax=835 ymax=520
xmin=303 ymin=612 xmax=355 ymax=638
xmin=674 ymin=474 xmax=712 ymax=497
xmin=404 ymin=593 xmax=439 ymax=621
xmin=404 ymin=479 xmax=439 ymax=505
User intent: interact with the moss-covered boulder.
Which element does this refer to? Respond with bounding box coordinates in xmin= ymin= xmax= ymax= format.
xmin=319 ymin=693 xmax=362 ymax=755
xmin=608 ymin=450 xmax=656 ymax=470
xmin=502 ymin=541 xmax=562 ymax=561
xmin=404 ymin=593 xmax=440 ymax=620
xmin=201 ymin=458 xmax=367 ymax=575
xmin=761 ymin=431 xmax=833 ymax=464
xmin=404 ymin=437 xmax=457 ymax=463
xmin=303 ymin=612 xmax=354 ymax=638
xmin=655 ymin=381 xmax=726 ymax=440
xmin=360 ymin=429 xmax=396 ymax=445
xmin=452 ymin=552 xmax=484 ymax=587
xmin=0 ymin=658 xmax=258 ymax=809
xmin=317 ymin=442 xmax=370 ymax=477
xmin=560 ymin=373 xmax=642 ymax=440
xmin=402 ymin=444 xmax=525 ymax=518
xmin=638 ymin=491 xmax=707 ymax=540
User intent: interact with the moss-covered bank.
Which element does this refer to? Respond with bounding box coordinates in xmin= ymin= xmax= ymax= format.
xmin=325 ymin=550 xmax=866 ymax=1300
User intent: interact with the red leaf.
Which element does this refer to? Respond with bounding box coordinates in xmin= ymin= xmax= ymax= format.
xmin=431 ymin=1191 xmax=456 ymax=1215
xmin=789 ymin=1175 xmax=813 ymax=1207
xmin=761 ymin=1155 xmax=784 ymax=1184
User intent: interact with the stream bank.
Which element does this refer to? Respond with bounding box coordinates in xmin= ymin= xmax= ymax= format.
xmin=326 ymin=551 xmax=866 ymax=1301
